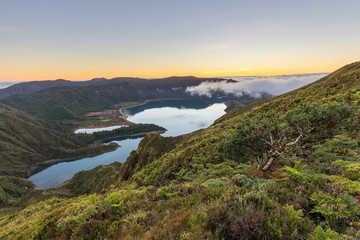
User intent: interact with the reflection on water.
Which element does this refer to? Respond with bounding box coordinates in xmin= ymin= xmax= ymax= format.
xmin=126 ymin=103 xmax=226 ymax=136
xmin=29 ymin=135 xmax=144 ymax=189
xmin=74 ymin=125 xmax=128 ymax=134
xmin=29 ymin=99 xmax=227 ymax=189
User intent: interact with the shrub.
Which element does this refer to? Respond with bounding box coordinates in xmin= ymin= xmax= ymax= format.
xmin=216 ymin=117 xmax=272 ymax=163
xmin=202 ymin=177 xmax=229 ymax=188
xmin=309 ymin=225 xmax=340 ymax=240
xmin=264 ymin=205 xmax=314 ymax=240
xmin=283 ymin=101 xmax=354 ymax=134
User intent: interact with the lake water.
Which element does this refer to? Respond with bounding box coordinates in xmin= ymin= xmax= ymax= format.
xmin=74 ymin=125 xmax=128 ymax=134
xmin=29 ymin=99 xmax=227 ymax=189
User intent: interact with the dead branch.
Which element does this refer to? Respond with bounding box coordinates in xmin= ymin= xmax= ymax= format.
xmin=262 ymin=157 xmax=274 ymax=171
xmin=286 ymin=133 xmax=302 ymax=146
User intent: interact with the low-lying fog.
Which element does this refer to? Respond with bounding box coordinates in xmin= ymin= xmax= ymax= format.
xmin=186 ymin=73 xmax=328 ymax=98
xmin=0 ymin=82 xmax=22 ymax=89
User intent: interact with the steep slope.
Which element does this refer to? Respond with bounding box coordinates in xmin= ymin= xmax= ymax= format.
xmin=59 ymin=133 xmax=186 ymax=195
xmin=1 ymin=62 xmax=360 ymax=239
xmin=0 ymin=103 xmax=119 ymax=207
xmin=0 ymin=103 xmax=117 ymax=177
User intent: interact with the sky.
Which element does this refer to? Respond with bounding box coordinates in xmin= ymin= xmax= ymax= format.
xmin=1 ymin=0 xmax=360 ymax=81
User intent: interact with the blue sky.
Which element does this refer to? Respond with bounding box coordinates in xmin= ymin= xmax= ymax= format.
xmin=1 ymin=0 xmax=360 ymax=80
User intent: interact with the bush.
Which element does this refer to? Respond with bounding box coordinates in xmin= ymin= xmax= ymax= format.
xmin=216 ymin=118 xmax=272 ymax=163
xmin=264 ymin=205 xmax=314 ymax=239
xmin=283 ymin=101 xmax=354 ymax=133
xmin=309 ymin=225 xmax=340 ymax=240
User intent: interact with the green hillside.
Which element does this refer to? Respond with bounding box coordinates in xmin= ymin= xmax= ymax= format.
xmin=1 ymin=77 xmax=249 ymax=122
xmin=0 ymin=103 xmax=119 ymax=207
xmin=1 ymin=62 xmax=360 ymax=239
xmin=0 ymin=103 xmax=118 ymax=177
xmin=1 ymin=87 xmax=107 ymax=121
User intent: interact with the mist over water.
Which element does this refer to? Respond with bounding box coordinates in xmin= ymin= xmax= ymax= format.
xmin=29 ymin=100 xmax=227 ymax=189
xmin=186 ymin=73 xmax=328 ymax=98
xmin=22 ymin=74 xmax=328 ymax=188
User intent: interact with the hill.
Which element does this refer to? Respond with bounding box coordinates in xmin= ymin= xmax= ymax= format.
xmin=0 ymin=103 xmax=119 ymax=206
xmin=1 ymin=62 xmax=360 ymax=239
xmin=0 ymin=103 xmax=119 ymax=177
xmin=0 ymin=77 xmax=253 ymax=122
xmin=0 ymin=77 xmax=145 ymax=99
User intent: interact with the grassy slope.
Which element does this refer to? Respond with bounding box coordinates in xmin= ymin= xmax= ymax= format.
xmin=1 ymin=87 xmax=107 ymax=121
xmin=1 ymin=62 xmax=360 ymax=239
xmin=0 ymin=103 xmax=118 ymax=177
xmin=0 ymin=103 xmax=119 ymax=207
xmin=58 ymin=133 xmax=187 ymax=196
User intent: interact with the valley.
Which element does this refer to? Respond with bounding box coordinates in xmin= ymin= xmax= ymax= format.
xmin=29 ymin=99 xmax=228 ymax=189
xmin=2 ymin=0 xmax=360 ymax=238
xmin=0 ymin=77 xmax=255 ymax=211
xmin=1 ymin=64 xmax=360 ymax=239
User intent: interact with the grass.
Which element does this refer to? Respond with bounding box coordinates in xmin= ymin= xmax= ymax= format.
xmin=2 ymin=62 xmax=360 ymax=239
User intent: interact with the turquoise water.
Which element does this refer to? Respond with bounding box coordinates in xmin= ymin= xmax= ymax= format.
xmin=29 ymin=99 xmax=227 ymax=189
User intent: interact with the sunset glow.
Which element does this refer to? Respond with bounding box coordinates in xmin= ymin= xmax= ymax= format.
xmin=1 ymin=0 xmax=360 ymax=81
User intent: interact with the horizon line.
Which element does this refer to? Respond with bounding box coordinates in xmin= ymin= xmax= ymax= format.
xmin=0 ymin=72 xmax=330 ymax=83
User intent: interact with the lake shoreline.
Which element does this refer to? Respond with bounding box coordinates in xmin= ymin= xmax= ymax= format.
xmin=27 ymin=145 xmax=119 ymax=178
xmin=27 ymin=129 xmax=166 ymax=178
xmin=73 ymin=123 xmax=129 ymax=133
xmin=119 ymin=98 xmax=187 ymax=118
xmin=75 ymin=98 xmax=185 ymax=131
xmin=29 ymin=99 xmax=227 ymax=189
xmin=94 ymin=130 xmax=166 ymax=143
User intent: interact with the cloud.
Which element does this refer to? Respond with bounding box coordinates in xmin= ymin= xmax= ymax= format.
xmin=0 ymin=82 xmax=21 ymax=89
xmin=186 ymin=73 xmax=329 ymax=98
xmin=0 ymin=26 xmax=22 ymax=33
xmin=207 ymin=41 xmax=236 ymax=51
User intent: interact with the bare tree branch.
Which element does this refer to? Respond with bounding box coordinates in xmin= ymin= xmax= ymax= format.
xmin=286 ymin=133 xmax=303 ymax=146
xmin=262 ymin=157 xmax=274 ymax=171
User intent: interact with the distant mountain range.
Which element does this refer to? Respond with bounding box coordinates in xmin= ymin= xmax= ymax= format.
xmin=0 ymin=76 xmax=229 ymax=99
xmin=0 ymin=77 xmax=258 ymax=121
xmin=1 ymin=62 xmax=359 ymax=238
xmin=0 ymin=73 xmax=327 ymax=99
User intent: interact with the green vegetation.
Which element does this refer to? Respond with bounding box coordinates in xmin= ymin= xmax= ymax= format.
xmin=0 ymin=103 xmax=118 ymax=178
xmin=90 ymin=123 xmax=166 ymax=141
xmin=2 ymin=87 xmax=107 ymax=121
xmin=0 ymin=103 xmax=118 ymax=209
xmin=0 ymin=103 xmax=165 ymax=211
xmin=58 ymin=162 xmax=123 ymax=195
xmin=1 ymin=62 xmax=360 ymax=239
xmin=0 ymin=77 xmax=241 ymax=123
xmin=0 ymin=176 xmax=34 ymax=207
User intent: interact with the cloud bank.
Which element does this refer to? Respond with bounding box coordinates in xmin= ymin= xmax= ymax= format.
xmin=0 ymin=82 xmax=21 ymax=89
xmin=186 ymin=73 xmax=328 ymax=98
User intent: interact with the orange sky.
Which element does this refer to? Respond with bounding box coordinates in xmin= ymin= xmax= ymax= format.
xmin=1 ymin=1 xmax=360 ymax=81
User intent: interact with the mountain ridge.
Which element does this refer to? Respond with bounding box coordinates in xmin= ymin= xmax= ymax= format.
xmin=0 ymin=76 xmax=233 ymax=100
xmin=1 ymin=62 xmax=360 ymax=239
xmin=0 ymin=77 xmax=249 ymax=122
